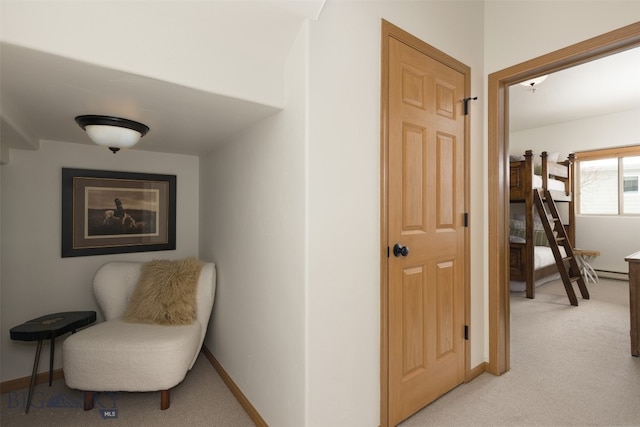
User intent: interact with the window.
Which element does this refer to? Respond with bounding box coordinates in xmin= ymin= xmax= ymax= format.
xmin=576 ymin=146 xmax=640 ymax=215
xmin=624 ymin=176 xmax=639 ymax=193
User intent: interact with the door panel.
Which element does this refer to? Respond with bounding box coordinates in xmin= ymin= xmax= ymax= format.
xmin=402 ymin=266 xmax=426 ymax=378
xmin=402 ymin=125 xmax=427 ymax=230
xmin=436 ymin=259 xmax=455 ymax=357
xmin=436 ymin=133 xmax=455 ymax=227
xmin=386 ymin=35 xmax=467 ymax=426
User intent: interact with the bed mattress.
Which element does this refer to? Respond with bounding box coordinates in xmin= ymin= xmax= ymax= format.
xmin=509 ymin=246 xmax=565 ymax=292
xmin=532 ymin=175 xmax=566 ymax=192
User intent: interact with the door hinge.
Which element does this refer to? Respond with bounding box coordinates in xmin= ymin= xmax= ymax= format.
xmin=463 ymin=212 xmax=469 ymax=227
xmin=464 ymin=325 xmax=469 ymax=340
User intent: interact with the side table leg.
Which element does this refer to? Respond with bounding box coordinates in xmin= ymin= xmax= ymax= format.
xmin=585 ymin=256 xmax=599 ymax=283
xmin=26 ymin=340 xmax=43 ymax=414
xmin=49 ymin=337 xmax=55 ymax=386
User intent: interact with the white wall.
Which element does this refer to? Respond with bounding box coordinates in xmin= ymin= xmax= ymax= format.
xmin=578 ymin=216 xmax=640 ymax=273
xmin=511 ymin=109 xmax=640 ymax=273
xmin=198 ymin=23 xmax=308 ymax=427
xmin=510 ymin=109 xmax=640 ymax=159
xmin=307 ymin=2 xmax=484 ymax=426
xmin=200 ymin=2 xmax=486 ymax=426
xmin=1 ymin=140 xmax=199 ymax=381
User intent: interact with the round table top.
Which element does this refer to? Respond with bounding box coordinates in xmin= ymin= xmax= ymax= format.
xmin=10 ymin=311 xmax=96 ymax=341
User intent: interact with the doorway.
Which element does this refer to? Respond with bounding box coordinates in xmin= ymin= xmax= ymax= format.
xmin=488 ymin=22 xmax=640 ymax=374
xmin=380 ymin=20 xmax=471 ymax=426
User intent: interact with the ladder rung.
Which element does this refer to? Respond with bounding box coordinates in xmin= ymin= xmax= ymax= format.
xmin=569 ymin=276 xmax=581 ymax=283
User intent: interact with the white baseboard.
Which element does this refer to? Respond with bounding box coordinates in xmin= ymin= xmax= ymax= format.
xmin=595 ymin=270 xmax=629 ymax=281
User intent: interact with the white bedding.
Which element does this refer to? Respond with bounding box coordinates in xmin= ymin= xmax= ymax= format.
xmin=510 ymin=274 xmax=560 ymax=292
xmin=533 ymin=245 xmax=564 ymax=268
xmin=532 ymin=175 xmax=566 ymax=192
xmin=509 ymin=246 xmax=565 ymax=292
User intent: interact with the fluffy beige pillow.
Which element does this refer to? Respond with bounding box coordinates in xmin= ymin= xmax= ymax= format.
xmin=124 ymin=258 xmax=203 ymax=325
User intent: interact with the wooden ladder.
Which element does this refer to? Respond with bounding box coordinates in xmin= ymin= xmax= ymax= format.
xmin=533 ymin=189 xmax=590 ymax=306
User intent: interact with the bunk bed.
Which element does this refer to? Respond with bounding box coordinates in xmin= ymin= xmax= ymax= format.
xmin=509 ymin=150 xmax=575 ymax=299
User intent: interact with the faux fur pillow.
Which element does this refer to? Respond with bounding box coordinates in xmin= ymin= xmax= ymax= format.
xmin=124 ymin=258 xmax=203 ymax=325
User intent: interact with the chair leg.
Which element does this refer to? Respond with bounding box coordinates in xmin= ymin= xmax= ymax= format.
xmin=84 ymin=391 xmax=94 ymax=410
xmin=161 ymin=389 xmax=170 ymax=410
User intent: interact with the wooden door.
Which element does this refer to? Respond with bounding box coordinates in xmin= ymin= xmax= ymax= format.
xmin=382 ymin=24 xmax=469 ymax=427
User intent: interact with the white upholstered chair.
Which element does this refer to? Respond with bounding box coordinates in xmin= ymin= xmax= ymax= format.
xmin=63 ymin=260 xmax=216 ymax=410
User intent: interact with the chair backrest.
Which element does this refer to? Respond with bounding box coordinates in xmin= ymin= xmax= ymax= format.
xmin=93 ymin=260 xmax=216 ymax=349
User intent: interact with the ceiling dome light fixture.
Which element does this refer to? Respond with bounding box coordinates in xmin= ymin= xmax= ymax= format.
xmin=519 ymin=75 xmax=548 ymax=92
xmin=75 ymin=115 xmax=150 ymax=153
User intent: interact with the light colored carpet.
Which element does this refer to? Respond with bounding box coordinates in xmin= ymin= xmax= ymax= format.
xmin=0 ymin=353 xmax=254 ymax=426
xmin=3 ymin=279 xmax=639 ymax=426
xmin=400 ymin=278 xmax=640 ymax=426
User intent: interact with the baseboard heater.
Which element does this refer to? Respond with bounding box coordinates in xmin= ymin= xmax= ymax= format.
xmin=595 ymin=269 xmax=629 ymax=281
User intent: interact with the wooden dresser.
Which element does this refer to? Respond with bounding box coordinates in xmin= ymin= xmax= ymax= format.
xmin=625 ymin=251 xmax=640 ymax=356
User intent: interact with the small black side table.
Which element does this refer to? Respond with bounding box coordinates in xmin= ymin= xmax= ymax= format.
xmin=10 ymin=311 xmax=96 ymax=413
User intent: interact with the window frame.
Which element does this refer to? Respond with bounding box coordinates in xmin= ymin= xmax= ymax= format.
xmin=575 ymin=145 xmax=640 ymax=216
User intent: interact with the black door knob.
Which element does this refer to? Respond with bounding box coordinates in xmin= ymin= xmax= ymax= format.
xmin=393 ymin=243 xmax=409 ymax=257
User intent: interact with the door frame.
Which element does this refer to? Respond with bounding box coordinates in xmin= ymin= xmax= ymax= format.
xmin=488 ymin=22 xmax=640 ymax=375
xmin=380 ymin=19 xmax=471 ymax=426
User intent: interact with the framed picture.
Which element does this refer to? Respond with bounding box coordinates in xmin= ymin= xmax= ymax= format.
xmin=62 ymin=168 xmax=176 ymax=257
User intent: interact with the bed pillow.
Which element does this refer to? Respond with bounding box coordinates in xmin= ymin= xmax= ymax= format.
xmin=510 ymin=235 xmax=525 ymax=243
xmin=510 ymin=228 xmax=526 ymax=241
xmin=533 ymin=229 xmax=550 ymax=246
xmin=547 ymin=152 xmax=560 ymax=163
xmin=124 ymin=257 xmax=203 ymax=325
xmin=510 ymin=228 xmax=550 ymax=247
xmin=533 ymin=152 xmax=561 ymax=174
xmin=510 ymin=219 xmax=525 ymax=230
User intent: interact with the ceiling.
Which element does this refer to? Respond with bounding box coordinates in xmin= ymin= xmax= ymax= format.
xmin=2 ymin=16 xmax=638 ymax=158
xmin=0 ymin=43 xmax=284 ymax=156
xmin=509 ymin=45 xmax=640 ymax=132
xmin=0 ymin=0 xmax=325 ymax=158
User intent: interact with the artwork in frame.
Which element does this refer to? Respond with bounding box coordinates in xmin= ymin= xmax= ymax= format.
xmin=62 ymin=168 xmax=176 ymax=257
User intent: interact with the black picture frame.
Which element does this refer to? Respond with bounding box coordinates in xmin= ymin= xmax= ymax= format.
xmin=62 ymin=168 xmax=176 ymax=258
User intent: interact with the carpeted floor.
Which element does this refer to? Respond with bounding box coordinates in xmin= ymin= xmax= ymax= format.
xmin=0 ymin=354 xmax=254 ymax=427
xmin=400 ymin=278 xmax=640 ymax=426
xmin=3 ymin=278 xmax=639 ymax=426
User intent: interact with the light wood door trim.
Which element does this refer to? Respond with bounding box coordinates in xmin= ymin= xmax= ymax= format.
xmin=381 ymin=19 xmax=471 ymax=426
xmin=488 ymin=21 xmax=640 ymax=375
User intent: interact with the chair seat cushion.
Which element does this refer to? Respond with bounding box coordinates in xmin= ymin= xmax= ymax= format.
xmin=63 ymin=319 xmax=201 ymax=392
